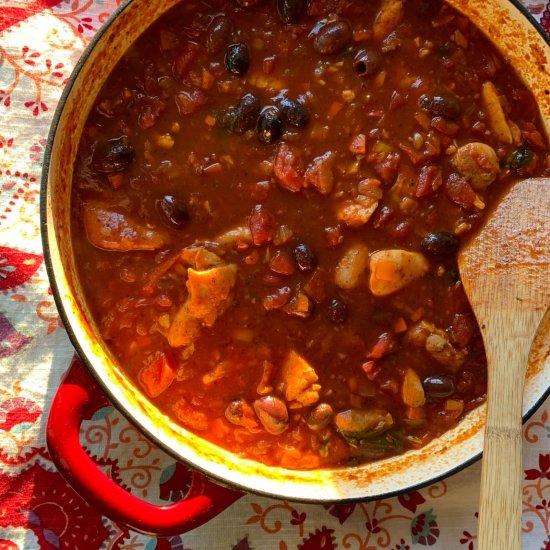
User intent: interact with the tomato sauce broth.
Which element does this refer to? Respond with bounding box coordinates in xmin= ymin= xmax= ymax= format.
xmin=71 ymin=0 xmax=549 ymax=469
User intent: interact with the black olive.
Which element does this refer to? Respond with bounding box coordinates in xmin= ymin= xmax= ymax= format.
xmin=353 ymin=47 xmax=383 ymax=77
xmin=206 ymin=15 xmax=233 ymax=54
xmin=421 ymin=231 xmax=459 ymax=256
xmin=256 ymin=106 xmax=284 ymax=143
xmin=92 ymin=138 xmax=135 ymax=173
xmin=157 ymin=195 xmax=190 ymax=228
xmin=224 ymin=43 xmax=250 ymax=76
xmin=423 ymin=375 xmax=456 ymax=401
xmin=506 ymin=146 xmax=534 ymax=170
xmin=419 ymin=91 xmax=461 ymax=119
xmin=313 ymin=20 xmax=352 ymax=55
xmin=277 ymin=0 xmax=305 ymax=24
xmin=328 ymin=297 xmax=348 ymax=324
xmin=293 ymin=243 xmax=317 ymax=273
xmin=225 ymin=93 xmax=261 ymax=133
xmin=416 ymin=0 xmax=443 ymax=16
xmin=278 ymin=98 xmax=309 ymax=128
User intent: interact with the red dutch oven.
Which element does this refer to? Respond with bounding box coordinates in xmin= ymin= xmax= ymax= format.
xmin=41 ymin=0 xmax=550 ymax=536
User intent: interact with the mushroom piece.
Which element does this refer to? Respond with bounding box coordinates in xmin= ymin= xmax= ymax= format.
xmin=334 ymin=408 xmax=394 ymax=444
xmin=452 ymin=142 xmax=500 ymax=191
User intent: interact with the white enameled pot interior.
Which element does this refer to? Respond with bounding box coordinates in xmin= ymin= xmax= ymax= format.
xmin=43 ymin=0 xmax=550 ymax=502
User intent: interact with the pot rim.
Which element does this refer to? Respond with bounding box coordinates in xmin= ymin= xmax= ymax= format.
xmin=40 ymin=0 xmax=550 ymax=504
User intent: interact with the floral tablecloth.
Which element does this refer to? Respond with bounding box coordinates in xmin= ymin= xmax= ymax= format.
xmin=0 ymin=1 xmax=549 ymax=548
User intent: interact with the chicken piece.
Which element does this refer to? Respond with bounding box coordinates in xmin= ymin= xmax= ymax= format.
xmin=369 ymin=249 xmax=429 ymax=296
xmin=280 ymin=350 xmax=320 ymax=406
xmin=481 ymin=81 xmax=512 ymax=144
xmin=167 ymin=303 xmax=201 ymax=347
xmin=83 ymin=202 xmax=170 ymax=251
xmin=425 ymin=332 xmax=468 ymax=370
xmin=452 ymin=142 xmax=500 ymax=190
xmin=215 ymin=226 xmax=252 ymax=247
xmin=173 ymin=398 xmax=209 ymax=431
xmin=167 ymin=263 xmax=237 ymax=347
xmin=408 ymin=321 xmax=468 ymax=370
xmin=180 ymin=246 xmax=224 ymax=270
xmin=373 ymin=0 xmax=404 ymax=42
xmin=337 ymin=194 xmax=381 ymax=227
xmin=186 ymin=264 xmax=238 ymax=326
xmin=335 ymin=243 xmax=370 ymax=289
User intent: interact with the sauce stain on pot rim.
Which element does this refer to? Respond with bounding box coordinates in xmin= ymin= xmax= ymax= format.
xmin=40 ymin=0 xmax=550 ymax=503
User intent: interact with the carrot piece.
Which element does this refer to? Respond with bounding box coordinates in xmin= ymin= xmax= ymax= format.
xmin=374 ymin=259 xmax=397 ymax=281
xmin=205 ymin=114 xmax=217 ymax=127
xmin=201 ymin=68 xmax=215 ymax=90
xmin=367 ymin=332 xmax=395 ymax=359
xmin=138 ymin=353 xmax=176 ymax=398
xmin=327 ymin=101 xmax=344 ymax=120
xmin=393 ymin=317 xmax=407 ymax=333
xmin=409 ymin=306 xmax=424 ymax=323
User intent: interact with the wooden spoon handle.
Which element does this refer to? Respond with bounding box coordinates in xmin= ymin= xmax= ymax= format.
xmin=478 ymin=420 xmax=522 ymax=549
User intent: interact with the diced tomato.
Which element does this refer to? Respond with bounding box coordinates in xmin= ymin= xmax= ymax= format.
xmin=248 ymin=204 xmax=274 ymax=246
xmin=430 ymin=116 xmax=460 ymax=136
xmin=361 ymin=360 xmax=380 ymax=381
xmin=303 ymin=268 xmax=327 ymax=304
xmin=324 ymin=225 xmax=343 ymax=247
xmin=367 ymin=332 xmax=397 ymax=360
xmin=349 ymin=134 xmax=367 ymax=155
xmin=138 ymin=353 xmax=176 ymax=398
xmin=262 ymin=286 xmax=292 ymax=310
xmin=304 ymin=152 xmax=334 ymax=194
xmin=274 ymin=143 xmax=304 ymax=192
xmin=416 ymin=165 xmax=443 ymax=197
xmin=521 ymin=122 xmax=546 ymax=150
xmin=371 ymin=151 xmax=401 ymax=183
xmin=445 ymin=173 xmax=479 ymax=211
xmin=450 ymin=313 xmax=476 ymax=347
xmin=175 ymin=89 xmax=208 ymax=115
xmin=269 ymin=250 xmax=296 ymax=275
xmin=173 ymin=42 xmax=200 ymax=80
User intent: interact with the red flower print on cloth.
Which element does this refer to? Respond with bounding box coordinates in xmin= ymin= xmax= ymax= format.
xmin=298 ymin=527 xmax=337 ymax=550
xmin=542 ymin=3 xmax=550 ymax=32
xmin=0 ymin=247 xmax=42 ymax=292
xmin=399 ymin=490 xmax=427 ymax=513
xmin=0 ymin=1 xmax=64 ymax=32
xmin=0 ymin=463 xmax=121 ymax=548
xmin=525 ymin=454 xmax=550 ymax=480
xmin=158 ymin=461 xmax=193 ymax=502
xmin=324 ymin=502 xmax=355 ymax=524
xmin=0 ymin=396 xmax=41 ymax=432
xmin=0 ymin=312 xmax=32 ymax=359
xmin=411 ymin=509 xmax=440 ymax=546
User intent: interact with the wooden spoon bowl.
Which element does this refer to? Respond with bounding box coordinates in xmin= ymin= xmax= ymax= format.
xmin=458 ymin=177 xmax=550 ymax=549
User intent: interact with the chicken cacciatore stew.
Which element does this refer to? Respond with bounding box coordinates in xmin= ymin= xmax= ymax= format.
xmin=71 ymin=0 xmax=549 ymax=469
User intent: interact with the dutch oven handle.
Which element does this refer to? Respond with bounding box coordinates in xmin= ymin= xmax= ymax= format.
xmin=46 ymin=356 xmax=243 ymax=536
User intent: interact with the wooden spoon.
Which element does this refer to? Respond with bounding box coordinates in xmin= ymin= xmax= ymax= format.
xmin=458 ymin=178 xmax=550 ymax=550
